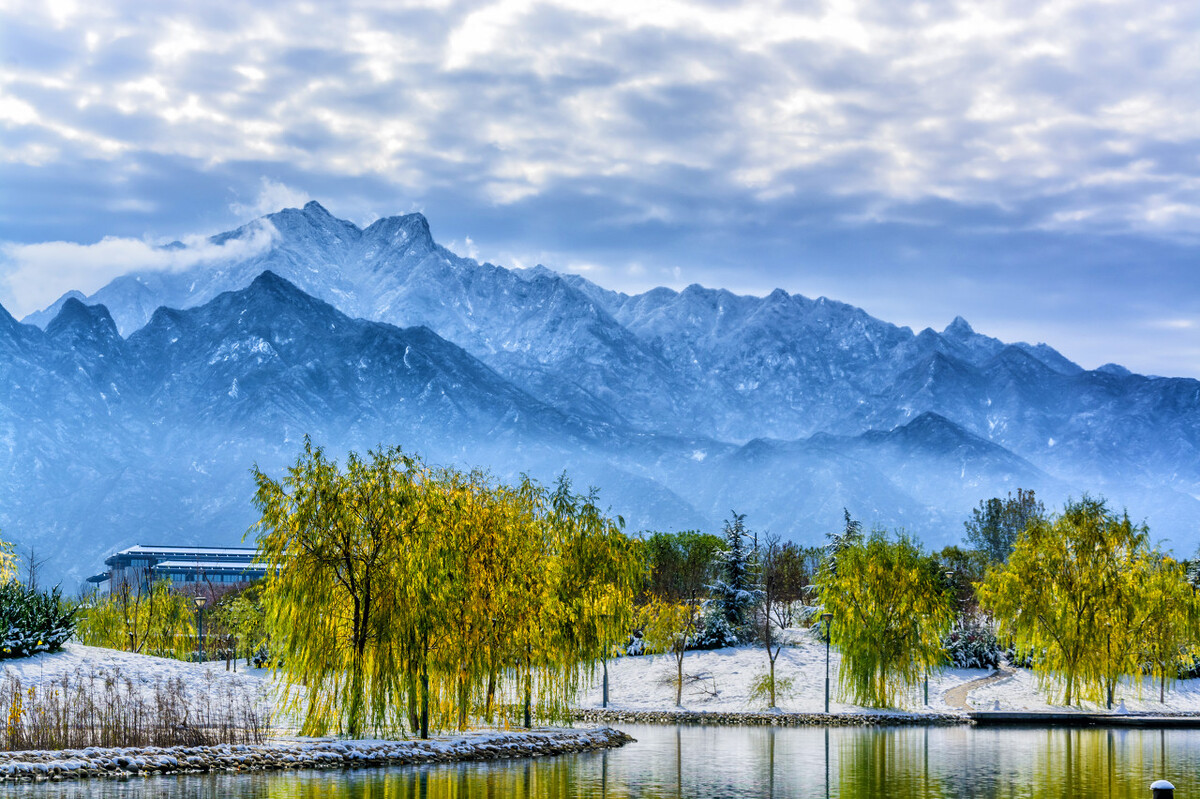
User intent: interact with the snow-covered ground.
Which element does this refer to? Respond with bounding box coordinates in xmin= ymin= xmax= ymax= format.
xmin=967 ymin=664 xmax=1200 ymax=713
xmin=578 ymin=634 xmax=1200 ymax=715
xmin=1 ymin=643 xmax=271 ymax=698
xmin=0 ymin=643 xmax=277 ymax=729
xmin=7 ymin=639 xmax=1200 ymax=729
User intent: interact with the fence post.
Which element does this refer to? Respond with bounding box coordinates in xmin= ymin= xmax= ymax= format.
xmin=1152 ymin=779 xmax=1175 ymax=799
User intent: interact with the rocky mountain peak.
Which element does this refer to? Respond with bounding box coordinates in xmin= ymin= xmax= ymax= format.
xmin=943 ymin=315 xmax=975 ymax=338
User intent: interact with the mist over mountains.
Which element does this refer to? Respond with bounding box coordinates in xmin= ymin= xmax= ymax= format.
xmin=7 ymin=201 xmax=1200 ymax=586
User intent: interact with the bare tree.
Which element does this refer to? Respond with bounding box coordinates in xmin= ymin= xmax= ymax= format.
xmin=21 ymin=546 xmax=49 ymax=590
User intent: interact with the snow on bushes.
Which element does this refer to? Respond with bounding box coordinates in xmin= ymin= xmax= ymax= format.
xmin=0 ymin=582 xmax=75 ymax=659
xmin=941 ymin=620 xmax=1001 ymax=670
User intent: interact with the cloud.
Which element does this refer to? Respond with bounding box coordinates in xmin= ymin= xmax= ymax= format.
xmin=229 ymin=177 xmax=311 ymax=220
xmin=1 ymin=0 xmax=1200 ymax=376
xmin=0 ymin=220 xmax=278 ymax=317
xmin=1 ymin=0 xmax=1198 ymax=239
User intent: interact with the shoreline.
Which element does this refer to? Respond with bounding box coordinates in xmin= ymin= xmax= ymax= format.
xmin=573 ymin=708 xmax=967 ymax=726
xmin=0 ymin=727 xmax=633 ymax=784
xmin=574 ymin=707 xmax=1200 ymax=728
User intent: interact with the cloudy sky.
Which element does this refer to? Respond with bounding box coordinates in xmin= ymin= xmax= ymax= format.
xmin=2 ymin=0 xmax=1198 ymax=376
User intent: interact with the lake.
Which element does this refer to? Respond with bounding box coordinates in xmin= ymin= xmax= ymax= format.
xmin=11 ymin=724 xmax=1198 ymax=797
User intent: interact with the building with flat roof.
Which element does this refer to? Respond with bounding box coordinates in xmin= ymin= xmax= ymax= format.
xmin=91 ymin=544 xmax=266 ymax=591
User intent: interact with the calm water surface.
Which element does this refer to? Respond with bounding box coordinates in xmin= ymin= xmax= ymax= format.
xmin=13 ymin=724 xmax=1199 ymax=798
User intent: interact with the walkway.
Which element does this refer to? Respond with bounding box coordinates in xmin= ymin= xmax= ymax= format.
xmin=943 ymin=664 xmax=1014 ymax=710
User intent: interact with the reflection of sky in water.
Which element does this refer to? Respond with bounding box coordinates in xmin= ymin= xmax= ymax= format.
xmin=11 ymin=726 xmax=1200 ymax=798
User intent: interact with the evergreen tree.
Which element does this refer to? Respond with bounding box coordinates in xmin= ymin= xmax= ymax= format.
xmin=964 ymin=488 xmax=1045 ymax=563
xmin=824 ymin=509 xmax=863 ymax=578
xmin=702 ymin=512 xmax=760 ymax=646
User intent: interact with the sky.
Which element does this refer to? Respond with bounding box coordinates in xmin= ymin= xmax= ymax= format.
xmin=1 ymin=0 xmax=1199 ymax=376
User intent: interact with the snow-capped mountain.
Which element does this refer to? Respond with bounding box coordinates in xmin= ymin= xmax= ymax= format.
xmin=8 ymin=202 xmax=1200 ymax=585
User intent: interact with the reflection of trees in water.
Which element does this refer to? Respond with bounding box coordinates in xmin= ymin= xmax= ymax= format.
xmin=11 ymin=727 xmax=1199 ymax=799
xmin=837 ymin=727 xmax=951 ymax=799
xmin=1028 ymin=728 xmax=1158 ymax=798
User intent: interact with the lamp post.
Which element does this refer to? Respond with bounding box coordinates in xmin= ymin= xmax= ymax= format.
xmin=601 ymin=612 xmax=613 ymax=709
xmin=194 ymin=595 xmax=208 ymax=662
xmin=821 ymin=612 xmax=833 ymax=714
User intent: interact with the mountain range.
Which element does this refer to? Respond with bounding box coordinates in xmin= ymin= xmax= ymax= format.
xmin=7 ymin=201 xmax=1200 ymax=586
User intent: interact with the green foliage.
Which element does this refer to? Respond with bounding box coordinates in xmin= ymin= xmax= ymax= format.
xmin=0 ymin=582 xmax=75 ymax=659
xmin=706 ymin=512 xmax=760 ymax=642
xmin=75 ymin=580 xmax=196 ymax=660
xmin=941 ymin=619 xmax=1001 ymax=670
xmin=754 ymin=534 xmax=818 ymax=708
xmin=818 ymin=529 xmax=954 ymax=708
xmin=749 ymin=670 xmax=795 ymax=708
xmin=978 ymin=495 xmax=1195 ymax=707
xmin=639 ymin=597 xmax=698 ymax=706
xmin=824 ymin=509 xmax=863 ymax=578
xmin=0 ymin=534 xmax=14 ymax=585
xmin=642 ymin=530 xmax=723 ymax=602
xmin=210 ymin=583 xmax=267 ymax=666
xmin=964 ymin=488 xmax=1045 ymax=563
xmin=253 ymin=439 xmax=643 ymax=738
xmin=936 ymin=545 xmax=990 ymax=617
xmin=1138 ymin=555 xmax=1199 ymax=702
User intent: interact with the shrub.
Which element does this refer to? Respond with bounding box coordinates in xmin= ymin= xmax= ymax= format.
xmin=748 ymin=671 xmax=794 ymax=709
xmin=691 ymin=607 xmax=740 ymax=649
xmin=941 ymin=620 xmax=1002 ymax=670
xmin=0 ymin=582 xmax=75 ymax=660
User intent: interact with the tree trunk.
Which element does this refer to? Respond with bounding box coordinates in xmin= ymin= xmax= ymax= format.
xmin=347 ymin=658 xmax=364 ymax=738
xmin=675 ymin=648 xmax=684 ymax=706
xmin=457 ymin=668 xmax=470 ymax=730
xmin=769 ymin=657 xmax=777 ymax=708
xmin=485 ymin=671 xmax=497 ymax=722
xmin=420 ymin=668 xmax=430 ymax=740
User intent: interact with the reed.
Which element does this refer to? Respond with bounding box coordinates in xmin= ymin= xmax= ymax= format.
xmin=0 ymin=665 xmax=268 ymax=751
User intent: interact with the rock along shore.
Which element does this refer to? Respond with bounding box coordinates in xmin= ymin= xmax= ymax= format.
xmin=573 ymin=708 xmax=967 ymax=727
xmin=0 ymin=727 xmax=634 ymax=783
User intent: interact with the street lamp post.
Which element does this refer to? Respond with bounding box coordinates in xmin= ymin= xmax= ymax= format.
xmin=601 ymin=612 xmax=612 ymax=709
xmin=821 ymin=612 xmax=833 ymax=714
xmin=194 ymin=595 xmax=208 ymax=662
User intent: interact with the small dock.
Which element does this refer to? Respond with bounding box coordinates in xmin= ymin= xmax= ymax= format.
xmin=969 ymin=711 xmax=1200 ymax=728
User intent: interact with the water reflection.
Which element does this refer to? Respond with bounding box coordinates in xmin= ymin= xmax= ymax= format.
xmin=10 ymin=725 xmax=1200 ymax=798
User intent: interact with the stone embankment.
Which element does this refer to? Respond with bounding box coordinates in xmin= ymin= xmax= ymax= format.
xmin=573 ymin=709 xmax=966 ymax=726
xmin=0 ymin=727 xmax=634 ymax=783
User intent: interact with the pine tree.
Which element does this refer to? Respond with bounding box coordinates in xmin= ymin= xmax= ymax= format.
xmin=703 ymin=512 xmax=761 ymax=646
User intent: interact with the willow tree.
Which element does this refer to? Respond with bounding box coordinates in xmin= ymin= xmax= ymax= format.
xmin=539 ymin=478 xmax=643 ymax=717
xmin=253 ymin=440 xmax=424 ymax=737
xmin=641 ymin=597 xmax=697 ymax=706
xmin=979 ymin=496 xmax=1153 ymax=706
xmin=1137 ymin=555 xmax=1197 ymax=702
xmin=818 ymin=529 xmax=954 ymax=708
xmin=254 ymin=442 xmax=642 ymax=737
xmin=75 ymin=579 xmax=195 ymax=658
xmin=0 ymin=534 xmax=15 ymax=584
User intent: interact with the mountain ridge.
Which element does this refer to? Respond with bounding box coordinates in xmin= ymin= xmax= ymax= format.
xmin=5 ymin=203 xmax=1200 ymax=584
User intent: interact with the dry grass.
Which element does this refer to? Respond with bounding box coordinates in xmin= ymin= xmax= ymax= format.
xmin=0 ymin=665 xmax=268 ymax=751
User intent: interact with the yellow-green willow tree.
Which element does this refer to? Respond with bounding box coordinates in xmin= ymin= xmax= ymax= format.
xmin=75 ymin=579 xmax=196 ymax=658
xmin=817 ymin=530 xmax=954 ymax=708
xmin=0 ymin=534 xmax=15 ymax=584
xmin=252 ymin=440 xmax=642 ymax=738
xmin=978 ymin=496 xmax=1174 ymax=707
xmin=254 ymin=441 xmax=425 ymax=737
xmin=1140 ymin=555 xmax=1199 ymax=702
